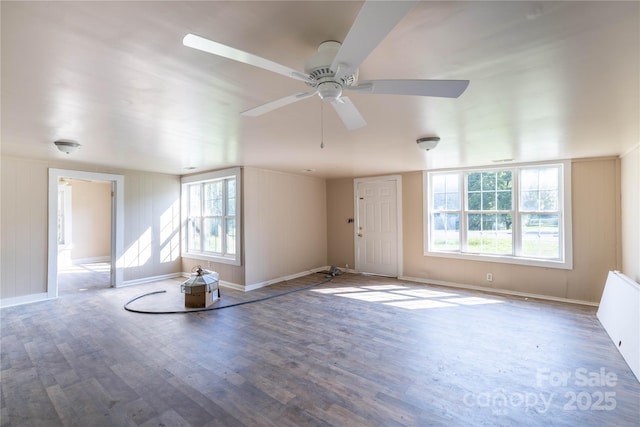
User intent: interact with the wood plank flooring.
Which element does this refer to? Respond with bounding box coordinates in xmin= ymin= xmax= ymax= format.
xmin=57 ymin=262 xmax=111 ymax=295
xmin=1 ymin=273 xmax=639 ymax=426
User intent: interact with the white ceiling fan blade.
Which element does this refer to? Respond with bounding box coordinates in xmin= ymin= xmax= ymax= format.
xmin=330 ymin=97 xmax=367 ymax=130
xmin=241 ymin=91 xmax=317 ymax=117
xmin=183 ymin=34 xmax=311 ymax=83
xmin=331 ymin=0 xmax=417 ymax=81
xmin=348 ymin=79 xmax=470 ymax=98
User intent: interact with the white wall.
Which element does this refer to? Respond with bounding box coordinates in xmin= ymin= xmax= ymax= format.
xmin=621 ymin=145 xmax=640 ymax=283
xmin=244 ymin=167 xmax=327 ymax=288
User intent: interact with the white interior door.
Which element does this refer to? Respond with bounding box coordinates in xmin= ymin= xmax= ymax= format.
xmin=355 ymin=177 xmax=401 ymax=277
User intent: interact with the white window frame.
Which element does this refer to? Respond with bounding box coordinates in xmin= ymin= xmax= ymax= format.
xmin=424 ymin=161 xmax=572 ymax=269
xmin=181 ymin=167 xmax=241 ymax=266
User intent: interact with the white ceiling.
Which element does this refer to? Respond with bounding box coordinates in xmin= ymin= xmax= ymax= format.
xmin=2 ymin=1 xmax=638 ymax=178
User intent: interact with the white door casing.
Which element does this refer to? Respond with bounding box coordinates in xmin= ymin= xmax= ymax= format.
xmin=354 ymin=176 xmax=402 ymax=277
xmin=48 ymin=169 xmax=124 ymax=297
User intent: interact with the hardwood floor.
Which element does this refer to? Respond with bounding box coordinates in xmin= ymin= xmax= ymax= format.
xmin=57 ymin=262 xmax=111 ymax=294
xmin=1 ymin=273 xmax=639 ymax=426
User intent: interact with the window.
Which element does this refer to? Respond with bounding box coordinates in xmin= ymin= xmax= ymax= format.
xmin=181 ymin=167 xmax=241 ymax=265
xmin=425 ymin=162 xmax=572 ymax=269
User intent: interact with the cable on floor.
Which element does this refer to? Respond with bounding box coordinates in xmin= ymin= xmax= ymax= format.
xmin=123 ymin=272 xmax=334 ymax=314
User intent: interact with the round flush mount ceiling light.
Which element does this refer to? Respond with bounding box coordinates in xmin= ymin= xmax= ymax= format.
xmin=417 ymin=136 xmax=440 ymax=151
xmin=54 ymin=139 xmax=81 ymax=154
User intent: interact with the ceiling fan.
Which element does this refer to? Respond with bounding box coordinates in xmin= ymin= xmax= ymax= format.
xmin=183 ymin=0 xmax=469 ymax=130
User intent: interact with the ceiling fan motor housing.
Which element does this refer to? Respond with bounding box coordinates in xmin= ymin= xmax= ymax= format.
xmin=304 ymin=41 xmax=358 ymax=93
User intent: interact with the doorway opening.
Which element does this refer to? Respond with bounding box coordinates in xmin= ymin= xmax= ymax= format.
xmin=48 ymin=169 xmax=124 ymax=298
xmin=56 ymin=178 xmax=112 ymax=294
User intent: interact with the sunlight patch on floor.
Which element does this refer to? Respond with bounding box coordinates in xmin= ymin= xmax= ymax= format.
xmin=385 ymin=299 xmax=457 ymax=309
xmin=311 ymin=287 xmax=366 ymax=294
xmin=58 ymin=262 xmax=111 ymax=274
xmin=312 ymin=284 xmax=504 ymax=310
xmin=336 ymin=291 xmax=413 ymax=303
xmin=443 ymin=297 xmax=503 ymax=305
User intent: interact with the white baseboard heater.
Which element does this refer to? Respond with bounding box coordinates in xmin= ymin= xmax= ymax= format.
xmin=597 ymin=271 xmax=640 ymax=382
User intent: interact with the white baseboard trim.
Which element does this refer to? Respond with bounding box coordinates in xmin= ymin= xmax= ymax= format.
xmin=72 ymin=256 xmax=111 ymax=265
xmin=178 ymin=266 xmax=330 ymax=292
xmin=399 ymin=275 xmax=599 ymax=307
xmin=179 ymin=271 xmax=243 ymax=291
xmin=244 ymin=266 xmax=330 ymax=292
xmin=119 ymin=272 xmax=185 ymax=288
xmin=1 ymin=292 xmax=54 ymax=308
xmin=219 ymin=280 xmax=245 ymax=292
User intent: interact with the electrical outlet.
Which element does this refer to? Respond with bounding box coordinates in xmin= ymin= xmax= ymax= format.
xmin=486 ymin=273 xmax=493 ymax=282
xmin=345 ymin=264 xmax=349 ymax=270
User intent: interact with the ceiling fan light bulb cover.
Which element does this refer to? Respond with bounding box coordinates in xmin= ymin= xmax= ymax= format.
xmin=318 ymin=82 xmax=343 ymax=101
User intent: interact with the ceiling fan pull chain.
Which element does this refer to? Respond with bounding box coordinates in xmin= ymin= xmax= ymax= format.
xmin=320 ymin=101 xmax=325 ymax=149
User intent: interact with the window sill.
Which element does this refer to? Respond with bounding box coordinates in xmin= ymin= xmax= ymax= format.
xmin=182 ymin=252 xmax=241 ymax=267
xmin=424 ymin=250 xmax=572 ymax=270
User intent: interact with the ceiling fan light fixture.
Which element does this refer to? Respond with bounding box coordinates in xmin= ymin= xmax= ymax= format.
xmin=417 ymin=136 xmax=440 ymax=151
xmin=317 ymin=81 xmax=343 ymax=101
xmin=54 ymin=139 xmax=81 ymax=154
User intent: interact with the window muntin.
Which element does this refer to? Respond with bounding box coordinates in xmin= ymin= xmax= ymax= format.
xmin=426 ymin=163 xmax=570 ymax=268
xmin=182 ymin=168 xmax=241 ymax=265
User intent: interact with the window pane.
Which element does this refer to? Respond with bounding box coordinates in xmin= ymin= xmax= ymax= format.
xmin=446 ymin=193 xmax=460 ymax=210
xmin=226 ymin=179 xmax=236 ymax=216
xmin=521 ymin=169 xmax=538 ymax=191
xmin=468 ymin=192 xmax=481 ymax=210
xmin=467 ymin=173 xmax=481 ymax=191
xmin=188 ymin=218 xmax=201 ymax=251
xmin=521 ymin=190 xmax=539 ymax=211
xmin=481 ymin=172 xmax=496 ymax=191
xmin=468 ymin=213 xmax=481 ymax=231
xmin=445 ymin=174 xmax=459 ymax=194
xmin=203 ymin=181 xmax=223 ymax=216
xmin=189 ymin=185 xmax=201 ymax=216
xmin=539 ymin=168 xmax=558 ymax=190
xmin=496 ymin=171 xmax=513 ymax=190
xmin=540 ymin=190 xmax=558 ymax=211
xmin=497 ymin=191 xmax=512 ymax=210
xmin=467 ymin=213 xmax=512 ymax=255
xmin=203 ymin=217 xmax=222 ymax=253
xmin=432 ymin=173 xmax=459 ymax=210
xmin=481 ymin=192 xmax=495 ymax=210
xmin=520 ymin=167 xmax=559 ymax=212
xmin=226 ymin=218 xmax=236 ymax=255
xmin=482 ymin=214 xmax=496 ymax=231
xmin=431 ymin=212 xmax=459 ymax=251
xmin=522 ymin=214 xmax=560 ymax=258
xmin=432 ymin=175 xmax=446 ymax=194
